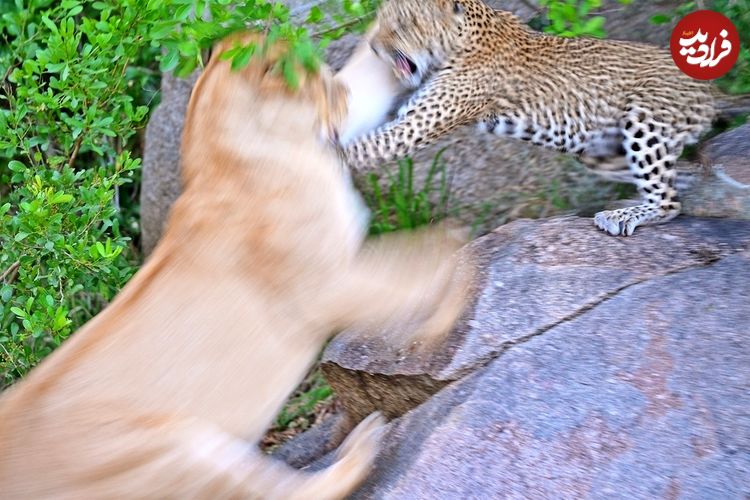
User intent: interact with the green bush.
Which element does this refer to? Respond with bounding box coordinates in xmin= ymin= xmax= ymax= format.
xmin=534 ymin=0 xmax=633 ymax=38
xmin=0 ymin=0 xmax=378 ymax=387
xmin=0 ymin=0 xmax=154 ymax=385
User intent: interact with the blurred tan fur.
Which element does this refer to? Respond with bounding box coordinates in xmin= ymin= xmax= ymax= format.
xmin=335 ymin=23 xmax=407 ymax=146
xmin=0 ymin=33 xmax=470 ymax=499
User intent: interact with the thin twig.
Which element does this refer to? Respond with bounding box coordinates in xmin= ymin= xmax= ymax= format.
xmin=0 ymin=261 xmax=20 ymax=283
xmin=311 ymin=14 xmax=373 ymax=39
xmin=67 ymin=134 xmax=84 ymax=169
xmin=0 ymin=341 xmax=20 ymax=374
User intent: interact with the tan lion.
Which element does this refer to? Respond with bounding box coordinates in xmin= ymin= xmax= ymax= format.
xmin=0 ymin=33 xmax=469 ymax=499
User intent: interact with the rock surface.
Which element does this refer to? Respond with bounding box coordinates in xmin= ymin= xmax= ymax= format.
xmin=322 ymin=216 xmax=750 ymax=422
xmin=701 ymin=123 xmax=750 ymax=187
xmin=140 ymin=71 xmax=200 ymax=256
xmin=288 ymin=216 xmax=750 ymax=497
xmin=271 ymin=412 xmax=352 ymax=469
xmin=683 ymin=123 xmax=750 ymax=220
xmin=351 ymin=245 xmax=750 ymax=498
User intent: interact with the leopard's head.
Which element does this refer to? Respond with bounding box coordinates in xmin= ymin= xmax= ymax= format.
xmin=370 ymin=0 xmax=465 ymax=89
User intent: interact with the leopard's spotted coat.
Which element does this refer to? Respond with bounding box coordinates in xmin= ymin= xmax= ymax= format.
xmin=344 ymin=0 xmax=716 ymax=236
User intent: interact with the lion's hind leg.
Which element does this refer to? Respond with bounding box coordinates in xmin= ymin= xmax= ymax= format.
xmin=77 ymin=412 xmax=385 ymax=499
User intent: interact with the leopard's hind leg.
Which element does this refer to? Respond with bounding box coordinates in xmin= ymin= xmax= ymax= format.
xmin=594 ymin=109 xmax=683 ymax=236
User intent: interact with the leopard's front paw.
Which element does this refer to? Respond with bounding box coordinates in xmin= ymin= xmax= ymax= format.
xmin=594 ymin=208 xmax=645 ymax=237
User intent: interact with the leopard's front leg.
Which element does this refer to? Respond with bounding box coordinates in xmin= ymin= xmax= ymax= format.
xmin=343 ymin=70 xmax=490 ymax=169
xmin=594 ymin=109 xmax=683 ymax=236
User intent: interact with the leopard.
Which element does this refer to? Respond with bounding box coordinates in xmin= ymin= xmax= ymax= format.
xmin=342 ymin=0 xmax=716 ymax=236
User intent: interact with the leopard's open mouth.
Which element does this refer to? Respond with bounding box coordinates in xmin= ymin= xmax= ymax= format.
xmin=394 ymin=50 xmax=418 ymax=78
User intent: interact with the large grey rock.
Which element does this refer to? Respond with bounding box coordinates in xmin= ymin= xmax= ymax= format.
xmin=322 ymin=216 xmax=750 ymax=422
xmin=140 ymin=71 xmax=199 ymax=257
xmin=271 ymin=412 xmax=352 ymax=468
xmin=283 ymin=216 xmax=750 ymax=497
xmin=683 ymin=123 xmax=750 ymax=220
xmin=601 ymin=0 xmax=679 ymax=46
xmin=351 ymin=247 xmax=750 ymax=498
xmin=702 ymin=123 xmax=750 ymax=187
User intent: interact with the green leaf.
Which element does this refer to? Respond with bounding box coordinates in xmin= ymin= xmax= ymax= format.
xmin=159 ymin=49 xmax=180 ymax=73
xmin=306 ymin=6 xmax=324 ymax=24
xmin=175 ymin=4 xmax=192 ymax=21
xmin=10 ymin=307 xmax=27 ymax=319
xmin=582 ymin=16 xmax=605 ymax=36
xmin=50 ymin=193 xmax=74 ymax=204
xmin=650 ymin=14 xmax=672 ymax=25
xmin=41 ymin=15 xmax=59 ymax=34
xmin=561 ymin=4 xmax=577 ymax=22
xmin=219 ymin=45 xmax=244 ymax=61
xmin=281 ymin=57 xmax=299 ymax=89
xmin=231 ymin=44 xmax=255 ymax=71
xmin=149 ymin=22 xmax=175 ymax=40
xmin=53 ymin=307 xmax=70 ymax=332
xmin=8 ymin=160 xmax=25 ymax=172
